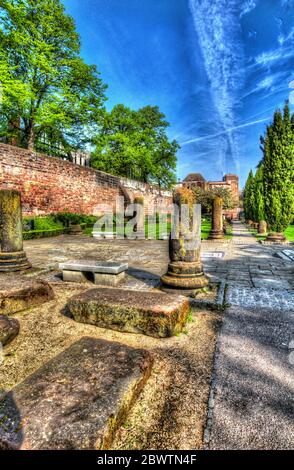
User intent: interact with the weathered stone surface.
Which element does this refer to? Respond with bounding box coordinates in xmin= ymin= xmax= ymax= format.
xmin=68 ymin=288 xmax=190 ymax=338
xmin=0 ymin=337 xmax=153 ymax=450
xmin=68 ymin=224 xmax=83 ymax=235
xmin=0 ymin=277 xmax=54 ymax=315
xmin=0 ymin=190 xmax=31 ymax=272
xmin=62 ymin=270 xmax=89 ymax=283
xmin=258 ymin=220 xmax=267 ymax=235
xmin=266 ymin=232 xmax=286 ymax=242
xmin=0 ymin=143 xmax=172 ymax=217
xmin=209 ymin=196 xmax=224 ymax=240
xmin=275 ymin=250 xmax=294 ymax=262
xmin=0 ymin=315 xmax=19 ymax=346
xmin=161 ymin=188 xmax=209 ymax=293
xmin=59 ymin=260 xmax=128 ymax=274
xmin=94 ymin=271 xmax=125 ymax=286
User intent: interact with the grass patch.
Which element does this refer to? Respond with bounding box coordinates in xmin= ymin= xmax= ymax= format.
xmin=88 ymin=215 xmax=232 ymax=240
xmin=284 ymin=225 xmax=294 ymax=242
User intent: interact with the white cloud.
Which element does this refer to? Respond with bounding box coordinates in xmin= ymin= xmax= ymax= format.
xmin=255 ymin=47 xmax=294 ymax=66
xmin=180 ymin=117 xmax=269 ymax=146
xmin=189 ymin=0 xmax=249 ymax=172
xmin=240 ymin=0 xmax=258 ymax=18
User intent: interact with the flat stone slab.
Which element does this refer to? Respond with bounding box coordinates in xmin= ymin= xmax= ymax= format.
xmin=0 ymin=277 xmax=54 ymax=315
xmin=226 ymin=286 xmax=294 ymax=312
xmin=0 ymin=315 xmax=20 ymax=346
xmin=59 ymin=260 xmax=128 ymax=274
xmin=68 ymin=288 xmax=190 ymax=338
xmin=252 ymin=278 xmax=291 ymax=290
xmin=275 ymin=250 xmax=294 ymax=262
xmin=0 ymin=337 xmax=153 ymax=450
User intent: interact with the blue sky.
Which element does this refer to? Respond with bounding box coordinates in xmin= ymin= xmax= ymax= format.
xmin=63 ymin=0 xmax=294 ymax=187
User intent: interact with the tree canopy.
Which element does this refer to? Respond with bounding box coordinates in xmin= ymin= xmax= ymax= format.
xmin=0 ymin=0 xmax=179 ymax=189
xmin=192 ymin=186 xmax=234 ymax=213
xmin=0 ymin=0 xmax=107 ymax=150
xmin=261 ymin=102 xmax=294 ymax=232
xmin=91 ymin=104 xmax=178 ymax=188
xmin=243 ymin=102 xmax=294 ymax=232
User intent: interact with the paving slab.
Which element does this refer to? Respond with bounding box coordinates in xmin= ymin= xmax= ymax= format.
xmin=68 ymin=288 xmax=190 ymax=338
xmin=226 ymin=285 xmax=294 ymax=312
xmin=0 ymin=276 xmax=54 ymax=315
xmin=252 ymin=278 xmax=291 ymax=289
xmin=0 ymin=337 xmax=153 ymax=450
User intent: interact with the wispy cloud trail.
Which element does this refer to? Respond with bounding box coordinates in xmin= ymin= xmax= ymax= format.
xmin=189 ymin=1 xmax=251 ymax=172
xmin=180 ymin=116 xmax=269 ymax=146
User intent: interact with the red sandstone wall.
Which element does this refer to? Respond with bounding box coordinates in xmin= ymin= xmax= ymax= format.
xmin=0 ymin=143 xmax=172 ymax=216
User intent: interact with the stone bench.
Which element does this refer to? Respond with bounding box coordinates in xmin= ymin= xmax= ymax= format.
xmin=0 ymin=337 xmax=153 ymax=450
xmin=68 ymin=288 xmax=190 ymax=338
xmin=59 ymin=261 xmax=128 ymax=287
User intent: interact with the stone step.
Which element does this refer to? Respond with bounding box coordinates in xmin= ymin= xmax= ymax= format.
xmin=68 ymin=288 xmax=189 ymax=338
xmin=0 ymin=277 xmax=54 ymax=315
xmin=0 ymin=337 xmax=153 ymax=450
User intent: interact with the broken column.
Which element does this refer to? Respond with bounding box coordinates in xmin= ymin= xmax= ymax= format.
xmin=161 ymin=188 xmax=209 ymax=295
xmin=258 ymin=220 xmax=267 ymax=235
xmin=0 ymin=190 xmax=31 ymax=272
xmin=133 ymin=196 xmax=145 ymax=238
xmin=209 ymin=195 xmax=224 ymax=240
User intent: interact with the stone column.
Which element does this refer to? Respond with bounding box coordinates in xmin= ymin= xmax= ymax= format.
xmin=258 ymin=220 xmax=267 ymax=235
xmin=209 ymin=196 xmax=224 ymax=240
xmin=0 ymin=190 xmax=31 ymax=272
xmin=161 ymin=188 xmax=209 ymax=295
xmin=266 ymin=232 xmax=286 ymax=242
xmin=133 ymin=196 xmax=145 ymax=238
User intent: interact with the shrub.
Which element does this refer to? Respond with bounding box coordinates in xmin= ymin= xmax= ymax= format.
xmin=23 ymin=228 xmax=68 ymax=240
xmin=53 ymin=212 xmax=98 ymax=227
xmin=23 ymin=216 xmax=63 ymax=231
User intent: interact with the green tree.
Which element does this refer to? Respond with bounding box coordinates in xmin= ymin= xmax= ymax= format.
xmin=261 ymin=102 xmax=294 ymax=233
xmin=253 ymin=164 xmax=265 ymax=223
xmin=243 ymin=169 xmax=255 ymax=222
xmin=192 ymin=186 xmax=233 ymax=214
xmin=91 ymin=104 xmax=178 ymax=187
xmin=0 ymin=0 xmax=106 ymax=150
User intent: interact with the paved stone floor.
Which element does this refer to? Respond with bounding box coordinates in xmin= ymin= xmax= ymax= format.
xmin=22 ymin=221 xmax=294 ymax=449
xmin=24 ymin=221 xmax=294 ymax=294
xmin=207 ymin=222 xmax=294 ymax=450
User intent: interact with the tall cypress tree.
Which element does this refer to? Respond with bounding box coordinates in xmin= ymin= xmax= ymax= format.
xmin=261 ymin=102 xmax=294 ymax=234
xmin=253 ymin=164 xmax=265 ymax=223
xmin=244 ymin=170 xmax=255 ymax=222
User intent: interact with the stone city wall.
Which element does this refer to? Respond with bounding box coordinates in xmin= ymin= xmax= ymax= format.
xmin=0 ymin=143 xmax=172 ymax=216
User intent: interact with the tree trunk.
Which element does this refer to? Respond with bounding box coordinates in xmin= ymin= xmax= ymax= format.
xmin=27 ymin=126 xmax=35 ymax=150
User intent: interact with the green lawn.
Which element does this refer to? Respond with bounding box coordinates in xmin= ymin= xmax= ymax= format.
xmin=85 ymin=216 xmax=232 ymax=240
xmin=284 ymin=225 xmax=294 ymax=242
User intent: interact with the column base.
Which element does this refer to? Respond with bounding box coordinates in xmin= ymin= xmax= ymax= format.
xmin=266 ymin=232 xmax=286 ymax=242
xmin=0 ymin=251 xmax=31 ymax=272
xmin=161 ymin=261 xmax=209 ymax=296
xmin=208 ymin=230 xmax=224 ymax=240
